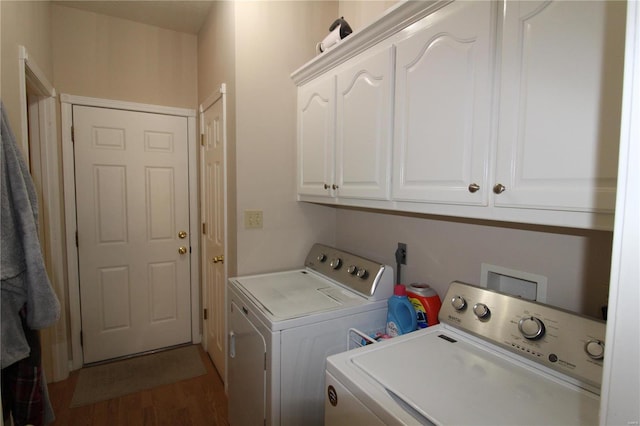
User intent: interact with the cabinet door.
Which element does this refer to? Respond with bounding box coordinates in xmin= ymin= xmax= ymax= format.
xmin=494 ymin=1 xmax=625 ymax=213
xmin=297 ymin=75 xmax=335 ymax=197
xmin=335 ymin=46 xmax=394 ymax=200
xmin=392 ymin=1 xmax=495 ymax=205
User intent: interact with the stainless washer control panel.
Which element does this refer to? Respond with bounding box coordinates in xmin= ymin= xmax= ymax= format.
xmin=440 ymin=281 xmax=606 ymax=392
xmin=304 ymin=244 xmax=393 ymax=301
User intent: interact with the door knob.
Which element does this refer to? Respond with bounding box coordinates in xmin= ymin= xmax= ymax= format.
xmin=493 ymin=183 xmax=506 ymax=194
xmin=178 ymin=231 xmax=187 ymax=239
xmin=213 ymin=255 xmax=224 ymax=264
xmin=178 ymin=246 xmax=188 ymax=255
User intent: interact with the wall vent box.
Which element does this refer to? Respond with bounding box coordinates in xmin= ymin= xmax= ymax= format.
xmin=480 ymin=264 xmax=547 ymax=303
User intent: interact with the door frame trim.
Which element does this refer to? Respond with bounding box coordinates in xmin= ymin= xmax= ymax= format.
xmin=18 ymin=46 xmax=69 ymax=381
xmin=60 ymin=94 xmax=200 ymax=370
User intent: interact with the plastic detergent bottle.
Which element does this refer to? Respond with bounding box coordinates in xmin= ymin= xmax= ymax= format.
xmin=386 ymin=284 xmax=417 ymax=337
xmin=407 ymin=283 xmax=442 ymax=329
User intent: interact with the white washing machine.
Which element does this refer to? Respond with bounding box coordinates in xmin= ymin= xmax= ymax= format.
xmin=325 ymin=281 xmax=606 ymax=425
xmin=227 ymin=244 xmax=394 ymax=426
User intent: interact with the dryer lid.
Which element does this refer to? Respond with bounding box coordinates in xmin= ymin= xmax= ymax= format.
xmin=233 ymin=270 xmax=366 ymax=320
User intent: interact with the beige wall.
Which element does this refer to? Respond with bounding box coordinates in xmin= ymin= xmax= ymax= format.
xmin=51 ymin=5 xmax=197 ymax=109
xmin=339 ymin=0 xmax=399 ymax=32
xmin=198 ymin=1 xmax=238 ymax=277
xmin=234 ymin=1 xmax=338 ymax=275
xmin=336 ymin=210 xmax=612 ymax=318
xmin=1 ymin=0 xmax=53 ymax=145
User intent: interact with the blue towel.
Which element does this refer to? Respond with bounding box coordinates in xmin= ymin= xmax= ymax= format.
xmin=1 ymin=101 xmax=60 ymax=369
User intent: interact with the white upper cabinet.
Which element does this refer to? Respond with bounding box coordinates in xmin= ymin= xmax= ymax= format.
xmin=336 ymin=46 xmax=394 ymax=200
xmin=292 ymin=1 xmax=625 ymax=229
xmin=493 ymin=0 xmax=625 ymax=213
xmin=297 ymin=46 xmax=394 ymax=200
xmin=297 ymin=74 xmax=335 ymax=197
xmin=392 ymin=1 xmax=495 ymax=206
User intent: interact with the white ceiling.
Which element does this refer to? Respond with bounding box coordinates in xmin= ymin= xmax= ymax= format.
xmin=53 ymin=1 xmax=215 ymax=35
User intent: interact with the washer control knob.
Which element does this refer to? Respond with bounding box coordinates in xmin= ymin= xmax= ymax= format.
xmin=473 ymin=303 xmax=490 ymax=319
xmin=317 ymin=254 xmax=327 ymax=262
xmin=356 ymin=268 xmax=368 ymax=279
xmin=330 ymin=258 xmax=342 ymax=270
xmin=585 ymin=339 xmax=605 ymax=360
xmin=518 ymin=316 xmax=545 ymax=340
xmin=347 ymin=265 xmax=357 ymax=275
xmin=451 ymin=295 xmax=467 ymax=311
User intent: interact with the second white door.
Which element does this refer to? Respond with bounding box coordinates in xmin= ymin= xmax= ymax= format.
xmin=201 ymin=96 xmax=226 ymax=378
xmin=74 ymin=105 xmax=192 ymax=364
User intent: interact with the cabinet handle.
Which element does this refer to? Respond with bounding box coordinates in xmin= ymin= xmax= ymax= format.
xmin=332 ymin=184 xmax=339 ymax=190
xmin=324 ymin=183 xmax=330 ymax=190
xmin=468 ymin=183 xmax=480 ymax=193
xmin=493 ymin=183 xmax=506 ymax=194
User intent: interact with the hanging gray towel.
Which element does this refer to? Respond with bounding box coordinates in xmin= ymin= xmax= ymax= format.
xmin=1 ymin=101 xmax=60 ymax=369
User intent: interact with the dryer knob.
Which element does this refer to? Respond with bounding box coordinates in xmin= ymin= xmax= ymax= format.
xmin=317 ymin=254 xmax=327 ymax=262
xmin=518 ymin=316 xmax=545 ymax=340
xmin=473 ymin=303 xmax=490 ymax=319
xmin=347 ymin=265 xmax=357 ymax=275
xmin=451 ymin=295 xmax=467 ymax=311
xmin=356 ymin=268 xmax=368 ymax=279
xmin=585 ymin=339 xmax=605 ymax=360
xmin=330 ymin=258 xmax=342 ymax=270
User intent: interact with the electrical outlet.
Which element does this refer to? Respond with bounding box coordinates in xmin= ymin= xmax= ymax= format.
xmin=397 ymin=243 xmax=407 ymax=265
xmin=244 ymin=210 xmax=263 ymax=229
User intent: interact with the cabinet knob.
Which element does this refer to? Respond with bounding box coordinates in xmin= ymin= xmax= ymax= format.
xmin=323 ymin=183 xmax=330 ymax=190
xmin=493 ymin=183 xmax=506 ymax=194
xmin=468 ymin=183 xmax=480 ymax=193
xmin=332 ymin=184 xmax=339 ymax=190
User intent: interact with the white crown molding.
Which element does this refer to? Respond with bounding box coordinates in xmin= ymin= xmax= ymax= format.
xmin=290 ymin=0 xmax=451 ymax=85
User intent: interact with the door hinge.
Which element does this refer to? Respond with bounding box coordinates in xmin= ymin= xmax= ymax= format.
xmin=71 ymin=125 xmax=75 ymax=143
xmin=200 ymin=133 xmax=205 ymax=146
xmin=202 ymin=223 xmax=206 ymax=234
xmin=75 ymin=231 xmax=78 ymax=247
xmin=203 ymin=308 xmax=208 ymax=320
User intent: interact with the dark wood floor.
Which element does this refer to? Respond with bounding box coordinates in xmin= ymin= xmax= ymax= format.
xmin=47 ymin=345 xmax=229 ymax=425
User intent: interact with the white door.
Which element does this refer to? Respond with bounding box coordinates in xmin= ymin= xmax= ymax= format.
xmin=201 ymin=97 xmax=226 ymax=377
xmin=228 ymin=300 xmax=266 ymax=426
xmin=73 ymin=105 xmax=192 ymax=364
xmin=335 ymin=46 xmax=394 ymax=200
xmin=493 ymin=0 xmax=624 ymax=212
xmin=297 ymin=74 xmax=336 ymax=197
xmin=392 ymin=1 xmax=494 ymax=205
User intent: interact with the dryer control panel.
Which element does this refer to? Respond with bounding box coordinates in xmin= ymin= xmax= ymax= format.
xmin=305 ymin=244 xmax=394 ymax=302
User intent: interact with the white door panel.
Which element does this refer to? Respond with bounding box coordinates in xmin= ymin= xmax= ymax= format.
xmin=392 ymin=1 xmax=494 ymax=205
xmin=336 ymin=46 xmax=394 ymax=200
xmin=494 ymin=0 xmax=623 ymax=212
xmin=297 ymin=75 xmax=336 ymax=197
xmin=202 ymin=97 xmax=226 ymax=378
xmin=228 ymin=301 xmax=266 ymax=426
xmin=73 ymin=105 xmax=191 ymax=364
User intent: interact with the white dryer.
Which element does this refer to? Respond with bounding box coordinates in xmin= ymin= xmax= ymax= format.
xmin=227 ymin=244 xmax=393 ymax=426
